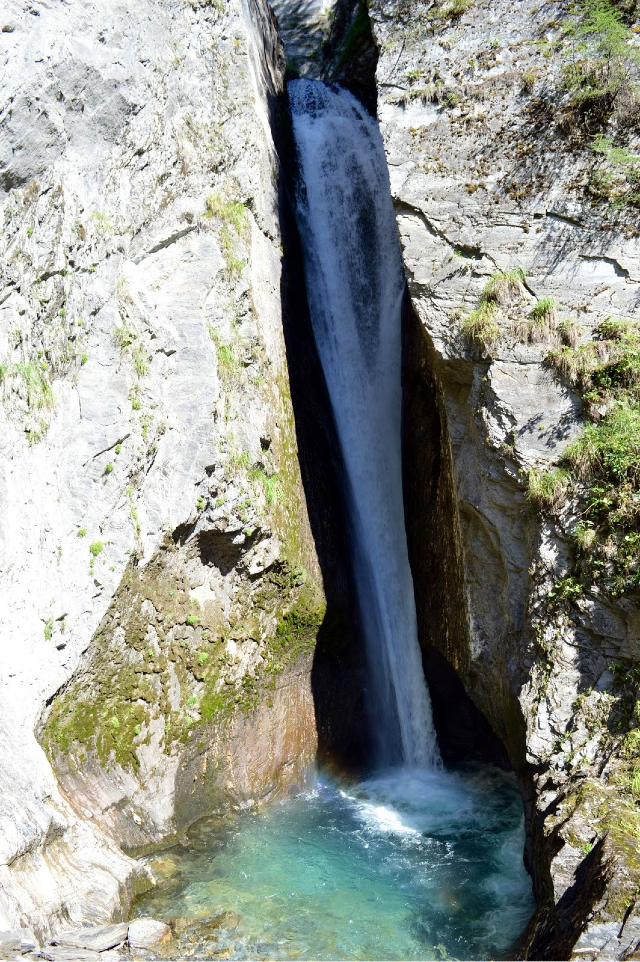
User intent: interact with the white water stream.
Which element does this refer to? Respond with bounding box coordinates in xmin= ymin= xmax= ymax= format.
xmin=131 ymin=81 xmax=536 ymax=961
xmin=289 ymin=79 xmax=440 ymax=769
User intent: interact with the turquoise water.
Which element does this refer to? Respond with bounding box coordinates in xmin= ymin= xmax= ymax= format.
xmin=134 ymin=766 xmax=534 ymax=960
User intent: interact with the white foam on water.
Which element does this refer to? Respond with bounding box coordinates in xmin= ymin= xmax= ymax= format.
xmin=289 ymin=78 xmax=439 ymax=770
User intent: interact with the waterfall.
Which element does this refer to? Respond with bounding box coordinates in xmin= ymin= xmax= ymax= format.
xmin=289 ymin=79 xmax=440 ymax=770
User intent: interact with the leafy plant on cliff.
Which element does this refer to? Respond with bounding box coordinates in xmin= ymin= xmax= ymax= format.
xmin=562 ymin=0 xmax=640 ymax=127
xmin=536 ymin=317 xmax=640 ymax=595
xmin=589 ymin=135 xmax=640 ymax=206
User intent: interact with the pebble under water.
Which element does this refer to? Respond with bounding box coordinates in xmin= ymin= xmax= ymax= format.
xmin=133 ymin=765 xmax=534 ymax=960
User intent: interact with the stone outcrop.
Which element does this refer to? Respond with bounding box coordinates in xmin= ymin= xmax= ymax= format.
xmin=0 ymin=0 xmax=323 ymax=942
xmin=368 ymin=0 xmax=640 ymax=956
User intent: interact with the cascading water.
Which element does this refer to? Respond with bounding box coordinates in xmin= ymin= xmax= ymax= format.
xmin=288 ymin=79 xmax=439 ymax=769
xmin=130 ymin=76 xmax=536 ymax=962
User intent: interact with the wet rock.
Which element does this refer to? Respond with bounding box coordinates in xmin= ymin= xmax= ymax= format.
xmin=197 ymin=911 xmax=242 ymax=935
xmin=127 ymin=919 xmax=172 ymax=950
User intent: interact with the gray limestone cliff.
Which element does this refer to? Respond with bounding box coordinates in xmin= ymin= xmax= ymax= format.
xmin=0 ymin=0 xmax=323 ymax=943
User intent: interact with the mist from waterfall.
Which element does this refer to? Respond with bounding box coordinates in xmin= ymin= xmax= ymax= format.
xmin=289 ymin=79 xmax=440 ymax=770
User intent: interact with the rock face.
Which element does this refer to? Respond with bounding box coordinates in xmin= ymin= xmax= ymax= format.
xmin=0 ymin=0 xmax=323 ymax=941
xmin=368 ymin=0 xmax=640 ymax=956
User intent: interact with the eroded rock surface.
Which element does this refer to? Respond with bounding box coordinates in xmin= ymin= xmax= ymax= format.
xmin=0 ymin=0 xmax=322 ymax=942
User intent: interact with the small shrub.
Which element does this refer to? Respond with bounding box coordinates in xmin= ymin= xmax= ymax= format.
xmin=114 ymin=320 xmax=136 ymax=351
xmin=591 ymin=136 xmax=640 ymax=204
xmin=80 ymin=353 xmax=88 ymax=366
xmin=442 ymin=90 xmax=460 ymax=108
xmin=564 ymin=402 xmax=640 ymax=482
xmin=77 ymin=527 xmax=87 ymax=538
xmin=575 ymin=520 xmax=598 ymax=553
xmin=187 ymin=613 xmax=198 ymax=626
xmin=460 ymin=302 xmax=501 ymax=354
xmin=197 ymin=496 xmax=206 ymax=510
xmin=44 ymin=618 xmax=53 ymax=641
xmin=89 ymin=541 xmax=104 ymax=557
xmin=481 ymin=267 xmax=526 ymax=307
xmin=558 ymin=318 xmax=581 ymax=348
xmin=562 ymin=0 xmax=640 ymax=127
xmin=526 ymin=466 xmax=571 ymax=511
xmin=104 ymin=462 xmax=114 ymax=475
xmin=434 ymin=0 xmax=472 ymax=19
xmin=521 ymin=69 xmax=538 ymax=93
xmin=599 ymin=316 xmax=639 ymax=340
xmin=132 ymin=347 xmax=149 ymax=376
xmin=115 ymin=443 xmax=122 ymax=455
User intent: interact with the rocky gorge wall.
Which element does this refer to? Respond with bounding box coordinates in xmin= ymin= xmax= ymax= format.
xmin=0 ymin=0 xmax=328 ymax=943
xmin=366 ymin=0 xmax=640 ymax=956
xmin=3 ymin=0 xmax=640 ymax=956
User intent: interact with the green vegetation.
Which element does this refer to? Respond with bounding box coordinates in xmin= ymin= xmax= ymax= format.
xmin=133 ymin=346 xmax=149 ymax=376
xmin=77 ymin=527 xmax=87 ymax=538
xmin=249 ymin=467 xmax=281 ymax=506
xmin=562 ymin=0 xmax=640 ymax=127
xmin=115 ymin=443 xmax=122 ymax=455
xmin=434 ymin=0 xmax=472 ymax=19
xmin=558 ymin=317 xmax=581 ymax=348
xmin=526 ymin=466 xmax=571 ymax=512
xmin=209 ymin=331 xmax=241 ymax=383
xmin=187 ymin=613 xmax=198 ymax=626
xmin=461 ymin=303 xmax=501 ymax=354
xmin=534 ymin=317 xmax=640 ymax=594
xmin=204 ymin=193 xmax=248 ymax=280
xmin=104 ymin=462 xmax=114 ymax=475
xmin=89 ymin=541 xmax=104 ymax=557
xmin=230 ymin=449 xmax=251 ymax=469
xmin=91 ymin=211 xmax=114 ymax=235
xmin=337 ymin=0 xmax=371 ymax=66
xmin=515 ymin=296 xmax=559 ymax=343
xmin=589 ymin=135 xmax=640 ymax=206
xmin=44 ymin=618 xmax=53 ymax=641
xmin=3 ymin=361 xmax=55 ymax=411
xmin=460 ymin=268 xmax=526 ymax=355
